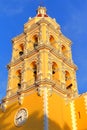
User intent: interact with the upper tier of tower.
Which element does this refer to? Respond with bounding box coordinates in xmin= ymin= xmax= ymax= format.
xmin=12 ymin=6 xmax=72 ymax=51
xmin=23 ymin=6 xmax=60 ymax=33
xmin=11 ymin=6 xmax=75 ymax=69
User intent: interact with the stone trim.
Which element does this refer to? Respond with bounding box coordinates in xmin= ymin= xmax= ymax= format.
xmin=84 ymin=95 xmax=87 ymax=114
xmin=43 ymin=87 xmax=48 ymax=130
xmin=70 ymin=100 xmax=77 ymax=130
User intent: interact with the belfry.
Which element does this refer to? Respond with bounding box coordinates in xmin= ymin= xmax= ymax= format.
xmin=0 ymin=6 xmax=87 ymax=130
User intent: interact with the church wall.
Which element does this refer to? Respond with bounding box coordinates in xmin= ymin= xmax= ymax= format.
xmin=48 ymin=92 xmax=72 ymax=130
xmin=0 ymin=91 xmax=44 ymax=130
xmin=74 ymin=94 xmax=87 ymax=130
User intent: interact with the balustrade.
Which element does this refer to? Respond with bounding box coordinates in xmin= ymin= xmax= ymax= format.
xmin=11 ymin=42 xmax=74 ymax=69
xmin=6 ymin=77 xmax=74 ymax=98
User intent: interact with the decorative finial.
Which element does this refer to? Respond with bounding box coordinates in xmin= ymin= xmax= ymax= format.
xmin=36 ymin=6 xmax=48 ymax=17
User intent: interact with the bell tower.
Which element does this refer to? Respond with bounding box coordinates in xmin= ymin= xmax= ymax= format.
xmin=6 ymin=6 xmax=78 ymax=99
xmin=0 ymin=6 xmax=79 ymax=130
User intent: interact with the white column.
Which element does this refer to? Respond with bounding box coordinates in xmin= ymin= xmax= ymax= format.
xmin=43 ymin=87 xmax=48 ymax=130
xmin=70 ymin=100 xmax=77 ymax=130
xmin=84 ymin=94 xmax=87 ymax=114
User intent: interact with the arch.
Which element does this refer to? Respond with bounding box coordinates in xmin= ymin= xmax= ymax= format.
xmin=50 ymin=35 xmax=55 ymax=46
xmin=49 ymin=35 xmax=58 ymax=49
xmin=32 ymin=35 xmax=38 ymax=42
xmin=65 ymin=71 xmax=72 ymax=90
xmin=27 ymin=33 xmax=39 ymax=51
xmin=30 ymin=61 xmax=37 ymax=81
xmin=19 ymin=44 xmax=24 ymax=56
xmin=16 ymin=69 xmax=22 ymax=89
xmin=32 ymin=35 xmax=38 ymax=49
xmin=52 ymin=62 xmax=59 ymax=81
xmin=61 ymin=45 xmax=68 ymax=58
xmin=50 ymin=35 xmax=55 ymax=43
xmin=16 ymin=69 xmax=21 ymax=76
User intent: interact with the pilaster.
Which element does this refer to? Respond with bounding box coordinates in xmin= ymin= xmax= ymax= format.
xmin=43 ymin=87 xmax=48 ymax=130
xmin=39 ymin=23 xmax=48 ymax=44
xmin=70 ymin=100 xmax=77 ymax=130
xmin=84 ymin=94 xmax=87 ymax=114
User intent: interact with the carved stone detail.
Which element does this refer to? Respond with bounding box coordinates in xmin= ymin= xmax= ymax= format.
xmin=18 ymin=94 xmax=24 ymax=105
xmin=37 ymin=87 xmax=53 ymax=97
xmin=48 ymin=88 xmax=53 ymax=97
xmin=1 ymin=101 xmax=8 ymax=112
xmin=37 ymin=87 xmax=43 ymax=96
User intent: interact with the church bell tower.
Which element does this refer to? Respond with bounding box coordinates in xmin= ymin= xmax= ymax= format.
xmin=0 ymin=6 xmax=79 ymax=130
xmin=6 ymin=6 xmax=78 ymax=99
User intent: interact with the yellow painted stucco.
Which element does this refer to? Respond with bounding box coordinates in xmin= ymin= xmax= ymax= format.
xmin=0 ymin=92 xmax=44 ymax=130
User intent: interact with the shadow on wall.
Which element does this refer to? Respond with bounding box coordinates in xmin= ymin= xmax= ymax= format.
xmin=0 ymin=109 xmax=70 ymax=130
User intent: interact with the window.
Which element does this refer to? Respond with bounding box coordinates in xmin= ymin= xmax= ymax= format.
xmin=50 ymin=35 xmax=55 ymax=47
xmin=62 ymin=45 xmax=68 ymax=58
xmin=16 ymin=70 xmax=21 ymax=89
xmin=32 ymin=35 xmax=38 ymax=49
xmin=52 ymin=62 xmax=59 ymax=81
xmin=19 ymin=44 xmax=24 ymax=56
xmin=65 ymin=71 xmax=72 ymax=89
xmin=30 ymin=61 xmax=37 ymax=81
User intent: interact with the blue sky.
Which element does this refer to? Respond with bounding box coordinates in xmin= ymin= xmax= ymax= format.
xmin=0 ymin=0 xmax=87 ymax=99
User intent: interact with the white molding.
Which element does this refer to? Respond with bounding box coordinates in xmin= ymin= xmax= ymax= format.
xmin=43 ymin=87 xmax=48 ymax=130
xmin=70 ymin=101 xmax=77 ymax=130
xmin=84 ymin=95 xmax=87 ymax=114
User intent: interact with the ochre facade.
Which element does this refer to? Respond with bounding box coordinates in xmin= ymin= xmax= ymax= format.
xmin=0 ymin=7 xmax=87 ymax=130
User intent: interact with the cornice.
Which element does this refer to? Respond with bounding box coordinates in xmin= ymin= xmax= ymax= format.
xmin=7 ymin=50 xmax=39 ymax=68
xmin=60 ymin=33 xmax=72 ymax=46
xmin=24 ymin=23 xmax=39 ymax=34
xmin=12 ymin=33 xmax=25 ymax=44
xmin=36 ymin=18 xmax=61 ymax=33
xmin=7 ymin=44 xmax=77 ymax=70
xmin=24 ymin=18 xmax=61 ymax=36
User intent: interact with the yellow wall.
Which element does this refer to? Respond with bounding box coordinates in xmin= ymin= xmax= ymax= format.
xmin=74 ymin=95 xmax=87 ymax=130
xmin=0 ymin=92 xmax=44 ymax=130
xmin=48 ymin=92 xmax=72 ymax=130
xmin=1 ymin=92 xmax=87 ymax=130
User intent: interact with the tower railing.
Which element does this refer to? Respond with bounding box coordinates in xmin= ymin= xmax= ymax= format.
xmin=23 ymin=78 xmax=66 ymax=93
xmin=10 ymin=42 xmax=77 ymax=70
xmin=6 ymin=77 xmax=75 ymax=99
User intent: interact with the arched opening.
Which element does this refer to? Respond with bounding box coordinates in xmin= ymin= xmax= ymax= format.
xmin=65 ymin=71 xmax=72 ymax=90
xmin=16 ymin=70 xmax=21 ymax=89
xmin=62 ymin=45 xmax=68 ymax=58
xmin=52 ymin=62 xmax=59 ymax=81
xmin=50 ymin=35 xmax=58 ymax=49
xmin=50 ymin=35 xmax=55 ymax=43
xmin=19 ymin=44 xmax=24 ymax=56
xmin=50 ymin=35 xmax=55 ymax=46
xmin=30 ymin=61 xmax=37 ymax=81
xmin=32 ymin=35 xmax=38 ymax=49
